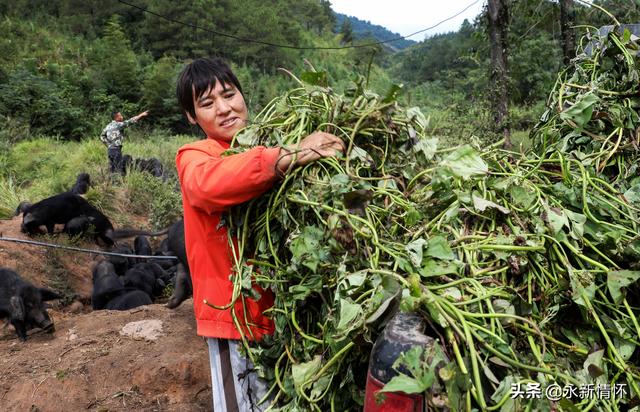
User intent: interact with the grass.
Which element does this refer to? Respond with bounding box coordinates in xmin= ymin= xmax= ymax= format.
xmin=510 ymin=129 xmax=533 ymax=152
xmin=0 ymin=177 xmax=23 ymax=218
xmin=0 ymin=132 xmax=193 ymax=228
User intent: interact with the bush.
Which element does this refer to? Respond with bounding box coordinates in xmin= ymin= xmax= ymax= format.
xmin=0 ymin=69 xmax=90 ymax=139
xmin=150 ymin=185 xmax=183 ymax=230
xmin=122 ymin=171 xmax=182 ymax=229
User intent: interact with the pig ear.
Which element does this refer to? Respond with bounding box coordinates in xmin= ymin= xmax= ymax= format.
xmin=40 ymin=288 xmax=62 ymax=301
xmin=9 ymin=296 xmax=25 ymax=321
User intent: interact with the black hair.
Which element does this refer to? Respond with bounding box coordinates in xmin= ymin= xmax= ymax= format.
xmin=111 ymin=111 xmax=121 ymax=119
xmin=176 ymin=57 xmax=244 ymax=120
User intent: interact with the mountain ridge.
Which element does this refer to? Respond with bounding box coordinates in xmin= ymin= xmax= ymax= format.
xmin=334 ymin=12 xmax=416 ymax=51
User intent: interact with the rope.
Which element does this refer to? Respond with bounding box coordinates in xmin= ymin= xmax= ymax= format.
xmin=0 ymin=236 xmax=179 ymax=261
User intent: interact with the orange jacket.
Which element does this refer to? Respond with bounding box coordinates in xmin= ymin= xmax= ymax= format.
xmin=176 ymin=138 xmax=280 ymax=340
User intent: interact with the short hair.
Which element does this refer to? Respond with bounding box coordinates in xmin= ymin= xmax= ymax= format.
xmin=111 ymin=111 xmax=121 ymax=119
xmin=176 ymin=57 xmax=244 ymax=120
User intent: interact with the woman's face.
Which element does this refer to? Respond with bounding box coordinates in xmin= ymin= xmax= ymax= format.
xmin=188 ymin=80 xmax=248 ymax=142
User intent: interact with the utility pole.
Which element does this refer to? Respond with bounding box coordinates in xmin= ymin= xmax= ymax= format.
xmin=560 ymin=0 xmax=576 ymax=65
xmin=487 ymin=0 xmax=511 ymax=148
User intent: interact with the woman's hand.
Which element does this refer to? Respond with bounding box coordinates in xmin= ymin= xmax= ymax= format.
xmin=293 ymin=131 xmax=345 ymax=166
xmin=276 ymin=132 xmax=345 ymax=176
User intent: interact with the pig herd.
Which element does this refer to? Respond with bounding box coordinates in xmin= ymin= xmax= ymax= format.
xmin=91 ymin=220 xmax=192 ymax=312
xmin=2 ymin=173 xmax=193 ymax=341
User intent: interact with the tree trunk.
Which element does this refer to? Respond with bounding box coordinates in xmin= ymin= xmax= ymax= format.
xmin=560 ymin=0 xmax=576 ymax=65
xmin=487 ymin=0 xmax=511 ymax=148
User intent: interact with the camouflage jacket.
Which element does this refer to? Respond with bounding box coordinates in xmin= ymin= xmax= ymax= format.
xmin=99 ymin=118 xmax=138 ymax=148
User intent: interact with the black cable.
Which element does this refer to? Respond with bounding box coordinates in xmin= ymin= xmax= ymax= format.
xmin=117 ymin=0 xmax=482 ymax=50
xmin=0 ymin=236 xmax=179 ymax=260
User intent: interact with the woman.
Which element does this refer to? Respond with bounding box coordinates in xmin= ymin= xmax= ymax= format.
xmin=175 ymin=57 xmax=344 ymax=411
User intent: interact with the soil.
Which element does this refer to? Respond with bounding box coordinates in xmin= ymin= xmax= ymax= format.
xmin=0 ymin=217 xmax=211 ymax=412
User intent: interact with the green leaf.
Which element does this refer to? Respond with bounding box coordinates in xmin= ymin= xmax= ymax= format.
xmin=405 ymin=238 xmax=427 ymax=267
xmin=420 ymin=259 xmax=461 ymax=277
xmin=425 ymin=236 xmax=455 ymax=260
xmin=583 ymin=350 xmax=607 ymax=384
xmin=234 ymin=126 xmax=260 ymax=146
xmin=543 ymin=204 xmax=569 ymax=236
xmin=336 ymin=299 xmax=362 ymax=332
xmin=380 ymin=374 xmax=431 ymax=394
xmin=404 ymin=206 xmax=422 ymax=227
xmin=559 ymin=92 xmax=599 ymax=128
xmin=614 ymin=336 xmax=636 ymax=362
xmin=571 ymin=271 xmax=597 ymax=307
xmin=441 ymin=287 xmax=462 ymax=301
xmin=472 ymin=194 xmax=511 ymax=215
xmin=624 ymin=184 xmax=640 ymax=206
xmin=300 ymin=71 xmax=328 ymax=87
xmin=510 ymin=185 xmax=536 ymax=209
xmin=491 ymin=376 xmax=517 ymax=411
xmin=441 ymin=145 xmax=488 ymax=179
xmin=289 ymin=226 xmax=326 ymax=273
xmin=383 ymin=83 xmax=403 ymax=103
xmin=413 ymin=138 xmax=438 ymax=160
xmin=329 ymin=174 xmax=351 ymax=193
xmin=349 ymin=145 xmax=374 ymax=166
xmin=291 ymin=355 xmax=322 ymax=391
xmin=381 ymin=344 xmax=446 ymax=395
xmin=406 ymin=106 xmax=428 ymax=129
xmin=365 ymin=290 xmax=400 ymax=325
xmin=607 ymin=270 xmax=640 ymax=304
xmin=340 ymin=270 xmax=367 ymax=290
xmin=565 ymin=209 xmax=586 ymax=240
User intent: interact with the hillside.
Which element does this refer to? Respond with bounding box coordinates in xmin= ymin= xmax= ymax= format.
xmin=334 ymin=13 xmax=416 ymax=51
xmin=0 ymin=216 xmax=210 ymax=411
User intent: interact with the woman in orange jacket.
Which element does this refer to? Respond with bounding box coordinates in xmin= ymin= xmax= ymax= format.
xmin=175 ymin=57 xmax=344 ymax=411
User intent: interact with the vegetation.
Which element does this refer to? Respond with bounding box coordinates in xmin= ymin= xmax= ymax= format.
xmin=219 ymin=38 xmax=640 ymax=406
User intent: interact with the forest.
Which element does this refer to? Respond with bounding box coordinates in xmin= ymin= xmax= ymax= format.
xmin=0 ymin=0 xmax=638 ymax=147
xmin=3 ymin=1 xmax=640 ymax=411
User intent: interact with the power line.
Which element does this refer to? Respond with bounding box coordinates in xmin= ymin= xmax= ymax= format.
xmin=117 ymin=0 xmax=482 ymax=50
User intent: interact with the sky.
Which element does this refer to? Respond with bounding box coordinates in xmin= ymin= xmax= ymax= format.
xmin=329 ymin=0 xmax=486 ymax=40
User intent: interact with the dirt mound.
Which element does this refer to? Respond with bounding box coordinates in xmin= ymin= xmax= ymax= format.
xmin=0 ymin=216 xmax=96 ymax=300
xmin=0 ymin=218 xmax=211 ymax=411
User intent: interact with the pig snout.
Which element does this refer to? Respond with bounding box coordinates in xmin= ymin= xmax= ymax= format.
xmin=41 ymin=319 xmax=55 ymax=333
xmin=32 ymin=310 xmax=54 ymax=332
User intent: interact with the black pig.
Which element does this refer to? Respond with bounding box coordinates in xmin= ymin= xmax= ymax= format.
xmin=0 ymin=268 xmax=61 ymax=341
xmin=107 ymin=244 xmax=135 ymax=276
xmin=91 ymin=261 xmax=125 ymax=310
xmin=105 ymin=290 xmax=152 ymax=310
xmin=69 ymin=173 xmax=91 ymax=195
xmin=21 ymin=192 xmax=115 ymax=245
xmin=134 ymin=235 xmax=152 ymax=264
xmin=122 ymin=266 xmax=156 ymax=298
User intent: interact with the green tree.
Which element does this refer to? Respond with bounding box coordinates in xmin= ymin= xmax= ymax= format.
xmin=340 ymin=19 xmax=354 ymax=44
xmin=90 ymin=15 xmax=141 ymax=101
xmin=0 ymin=68 xmax=88 ymax=139
xmin=142 ymin=56 xmax=183 ymax=129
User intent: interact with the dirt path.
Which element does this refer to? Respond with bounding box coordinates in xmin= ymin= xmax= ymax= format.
xmin=0 ymin=217 xmax=212 ymax=411
xmin=0 ymin=301 xmax=211 ymax=411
